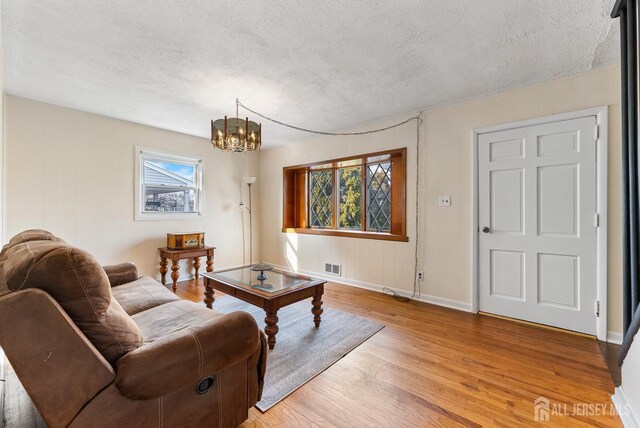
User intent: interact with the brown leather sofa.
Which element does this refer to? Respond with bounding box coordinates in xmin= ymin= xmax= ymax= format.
xmin=0 ymin=230 xmax=267 ymax=428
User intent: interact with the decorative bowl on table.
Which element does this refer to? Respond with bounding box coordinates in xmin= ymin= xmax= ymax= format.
xmin=251 ymin=264 xmax=273 ymax=282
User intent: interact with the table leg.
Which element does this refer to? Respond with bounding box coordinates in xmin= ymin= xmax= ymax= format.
xmin=194 ymin=257 xmax=201 ymax=279
xmin=160 ymin=257 xmax=168 ymax=285
xmin=264 ymin=311 xmax=279 ymax=350
xmin=170 ymin=260 xmax=179 ymax=292
xmin=206 ymin=255 xmax=214 ymax=272
xmin=312 ymin=293 xmax=323 ymax=328
xmin=204 ymin=282 xmax=215 ymax=309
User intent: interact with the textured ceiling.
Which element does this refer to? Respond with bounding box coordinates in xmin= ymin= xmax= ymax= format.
xmin=2 ymin=0 xmax=619 ymax=147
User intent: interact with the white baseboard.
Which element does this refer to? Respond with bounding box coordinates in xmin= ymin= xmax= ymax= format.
xmin=608 ymin=331 xmax=624 ymax=345
xmin=613 ymin=386 xmax=640 ymax=428
xmin=404 ymin=290 xmax=474 ymax=312
xmin=265 ymin=262 xmax=473 ymax=313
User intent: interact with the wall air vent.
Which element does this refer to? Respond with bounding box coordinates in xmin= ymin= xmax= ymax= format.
xmin=324 ymin=263 xmax=342 ymax=276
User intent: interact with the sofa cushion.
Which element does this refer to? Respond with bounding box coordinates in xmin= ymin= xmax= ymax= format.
xmin=103 ymin=262 xmax=139 ymax=287
xmin=111 ymin=276 xmax=180 ymax=316
xmin=0 ymin=229 xmax=65 ymax=259
xmin=0 ymin=229 xmax=66 ymax=288
xmin=132 ymin=300 xmax=225 ymax=344
xmin=4 ymin=240 xmax=143 ymax=364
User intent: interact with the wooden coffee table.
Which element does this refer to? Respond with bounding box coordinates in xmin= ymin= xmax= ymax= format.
xmin=201 ymin=266 xmax=326 ymax=350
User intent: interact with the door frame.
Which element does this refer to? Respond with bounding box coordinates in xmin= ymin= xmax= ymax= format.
xmin=471 ymin=106 xmax=609 ymax=341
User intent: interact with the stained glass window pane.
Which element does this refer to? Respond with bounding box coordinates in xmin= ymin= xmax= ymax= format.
xmin=338 ymin=166 xmax=362 ymax=230
xmin=309 ymin=170 xmax=334 ymax=228
xmin=366 ymin=162 xmax=391 ymax=232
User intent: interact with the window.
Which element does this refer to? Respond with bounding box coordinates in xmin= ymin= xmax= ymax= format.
xmin=338 ymin=166 xmax=362 ymax=230
xmin=309 ymin=169 xmax=334 ymax=228
xmin=366 ymin=161 xmax=391 ymax=232
xmin=282 ymin=148 xmax=407 ymax=241
xmin=135 ymin=148 xmax=203 ymax=220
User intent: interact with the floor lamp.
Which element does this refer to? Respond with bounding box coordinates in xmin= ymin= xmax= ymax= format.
xmin=242 ymin=176 xmax=256 ymax=265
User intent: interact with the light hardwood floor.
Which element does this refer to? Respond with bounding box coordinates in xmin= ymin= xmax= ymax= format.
xmin=4 ymin=279 xmax=621 ymax=427
xmin=176 ymin=279 xmax=622 ymax=427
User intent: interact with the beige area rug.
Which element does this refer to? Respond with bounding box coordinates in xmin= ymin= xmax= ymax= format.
xmin=212 ymin=296 xmax=384 ymax=412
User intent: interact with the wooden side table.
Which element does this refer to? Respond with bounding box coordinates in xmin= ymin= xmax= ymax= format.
xmin=158 ymin=246 xmax=215 ymax=292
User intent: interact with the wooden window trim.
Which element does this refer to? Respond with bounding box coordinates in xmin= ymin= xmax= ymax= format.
xmin=282 ymin=148 xmax=407 ymax=242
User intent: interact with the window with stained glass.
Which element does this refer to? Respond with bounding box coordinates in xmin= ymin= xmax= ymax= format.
xmin=366 ymin=162 xmax=391 ymax=232
xmin=309 ymin=170 xmax=334 ymax=228
xmin=338 ymin=166 xmax=362 ymax=230
xmin=283 ymin=148 xmax=406 ymax=241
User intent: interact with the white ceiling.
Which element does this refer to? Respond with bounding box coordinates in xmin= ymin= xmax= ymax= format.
xmin=2 ymin=0 xmax=619 ymax=147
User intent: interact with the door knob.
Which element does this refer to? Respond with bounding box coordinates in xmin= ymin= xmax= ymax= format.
xmin=482 ymin=226 xmax=490 ymax=233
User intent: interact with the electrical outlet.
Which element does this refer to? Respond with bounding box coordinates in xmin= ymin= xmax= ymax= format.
xmin=439 ymin=196 xmax=451 ymax=207
xmin=417 ymin=271 xmax=424 ymax=281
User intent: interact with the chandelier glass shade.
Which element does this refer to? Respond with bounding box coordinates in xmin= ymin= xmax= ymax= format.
xmin=211 ymin=115 xmax=262 ymax=152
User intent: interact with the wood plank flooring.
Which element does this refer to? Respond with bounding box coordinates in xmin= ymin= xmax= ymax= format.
xmin=3 ymin=363 xmax=46 ymax=428
xmin=598 ymin=340 xmax=622 ymax=387
xmin=4 ymin=279 xmax=621 ymax=427
xmin=176 ymin=279 xmax=622 ymax=427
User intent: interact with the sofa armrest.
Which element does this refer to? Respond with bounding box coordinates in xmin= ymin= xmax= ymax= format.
xmin=103 ymin=262 xmax=139 ymax=287
xmin=115 ymin=311 xmax=261 ymax=400
xmin=0 ymin=289 xmax=115 ymax=427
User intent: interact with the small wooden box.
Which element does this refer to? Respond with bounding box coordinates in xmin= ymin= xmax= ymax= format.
xmin=167 ymin=232 xmax=205 ymax=250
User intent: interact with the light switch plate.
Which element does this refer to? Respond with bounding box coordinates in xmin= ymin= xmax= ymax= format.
xmin=439 ymin=196 xmax=451 ymax=207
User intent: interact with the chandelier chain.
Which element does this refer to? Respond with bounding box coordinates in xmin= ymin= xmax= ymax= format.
xmin=236 ymin=99 xmax=420 ymax=136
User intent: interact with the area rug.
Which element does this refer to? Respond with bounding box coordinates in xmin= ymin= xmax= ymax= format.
xmin=211 ymin=296 xmax=384 ymax=411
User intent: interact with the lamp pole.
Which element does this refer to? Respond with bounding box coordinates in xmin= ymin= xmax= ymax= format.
xmin=248 ymin=181 xmax=253 ymax=265
xmin=242 ymin=176 xmax=257 ymax=266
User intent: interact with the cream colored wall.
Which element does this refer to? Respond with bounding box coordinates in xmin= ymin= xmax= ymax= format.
xmin=4 ymin=96 xmax=260 ymax=278
xmin=259 ymin=65 xmax=623 ymax=334
xmin=0 ymin=2 xmax=4 ymax=244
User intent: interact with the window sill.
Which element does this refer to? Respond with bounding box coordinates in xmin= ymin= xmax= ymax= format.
xmin=281 ymin=228 xmax=409 ymax=242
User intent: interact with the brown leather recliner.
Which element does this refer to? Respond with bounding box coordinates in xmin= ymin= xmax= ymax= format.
xmin=0 ymin=230 xmax=267 ymax=428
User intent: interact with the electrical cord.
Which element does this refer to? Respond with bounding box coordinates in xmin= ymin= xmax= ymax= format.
xmin=382 ymin=112 xmax=422 ymax=302
xmin=237 ymin=99 xmax=418 ymax=136
xmin=236 ymin=99 xmax=423 ymax=302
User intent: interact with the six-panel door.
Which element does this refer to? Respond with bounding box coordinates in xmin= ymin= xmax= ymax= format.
xmin=478 ymin=116 xmax=598 ymax=335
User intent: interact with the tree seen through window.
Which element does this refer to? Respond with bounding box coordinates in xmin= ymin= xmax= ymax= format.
xmin=309 ymin=170 xmax=333 ymax=228
xmin=338 ymin=167 xmax=362 ymax=229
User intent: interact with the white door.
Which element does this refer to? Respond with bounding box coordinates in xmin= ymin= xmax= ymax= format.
xmin=478 ymin=116 xmax=598 ymax=335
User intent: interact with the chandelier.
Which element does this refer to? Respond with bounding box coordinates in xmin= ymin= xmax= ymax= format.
xmin=211 ymin=99 xmax=262 ymax=152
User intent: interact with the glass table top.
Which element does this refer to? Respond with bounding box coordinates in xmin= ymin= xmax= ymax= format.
xmin=209 ymin=266 xmax=318 ymax=293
